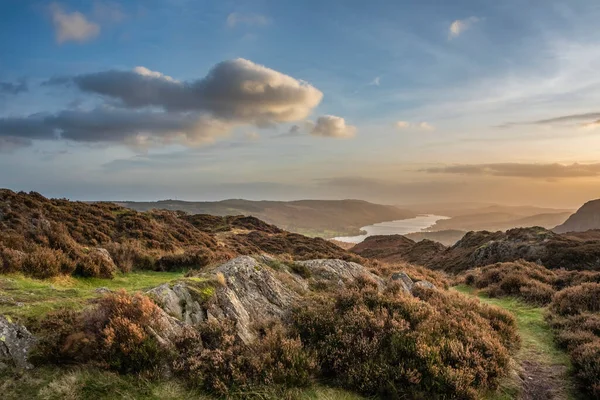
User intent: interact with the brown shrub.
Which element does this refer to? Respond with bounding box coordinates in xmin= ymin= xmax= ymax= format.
xmin=32 ymin=290 xmax=170 ymax=374
xmin=0 ymin=246 xmax=25 ymax=273
xmin=75 ymin=250 xmax=117 ymax=278
xmin=570 ymin=340 xmax=600 ymax=397
xmin=157 ymin=247 xmax=217 ymax=271
xmin=551 ymin=283 xmax=600 ymax=316
xmin=21 ymin=247 xmax=75 ymax=278
xmin=291 ymin=280 xmax=516 ymax=399
xmin=174 ymin=319 xmax=316 ymax=395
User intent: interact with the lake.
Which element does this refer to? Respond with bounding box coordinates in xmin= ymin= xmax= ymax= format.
xmin=333 ymin=214 xmax=450 ymax=244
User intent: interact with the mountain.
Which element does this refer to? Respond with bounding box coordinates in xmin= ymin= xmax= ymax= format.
xmin=554 ymin=199 xmax=600 ymax=233
xmin=118 ymin=199 xmax=416 ymax=238
xmin=351 ymin=235 xmax=445 ymax=265
xmin=426 ymin=211 xmax=571 ymax=232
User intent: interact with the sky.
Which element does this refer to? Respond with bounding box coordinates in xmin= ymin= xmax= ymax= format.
xmin=1 ymin=0 xmax=600 ymax=207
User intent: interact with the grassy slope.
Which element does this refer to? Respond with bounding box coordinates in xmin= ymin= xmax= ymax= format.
xmin=453 ymin=285 xmax=578 ymax=400
xmin=0 ymin=271 xmax=185 ymax=320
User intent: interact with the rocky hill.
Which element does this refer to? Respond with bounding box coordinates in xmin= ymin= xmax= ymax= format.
xmin=353 ymin=227 xmax=600 ymax=273
xmin=351 ymin=234 xmax=446 ymax=265
xmin=118 ymin=198 xmax=416 ymax=238
xmin=554 ymin=199 xmax=600 ymax=233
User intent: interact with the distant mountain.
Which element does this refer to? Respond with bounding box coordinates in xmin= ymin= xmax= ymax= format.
xmin=426 ymin=211 xmax=571 ymax=232
xmin=398 ymin=202 xmax=572 ymax=218
xmin=554 ymin=199 xmax=600 ymax=233
xmin=118 ymin=199 xmax=416 ymax=238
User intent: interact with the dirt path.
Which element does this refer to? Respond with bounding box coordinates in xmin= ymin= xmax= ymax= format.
xmin=519 ymin=359 xmax=570 ymax=400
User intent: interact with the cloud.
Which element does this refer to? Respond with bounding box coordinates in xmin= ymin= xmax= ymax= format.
xmin=395 ymin=121 xmax=435 ymax=131
xmin=448 ymin=17 xmax=480 ymax=39
xmin=370 ymin=76 xmax=380 ymax=86
xmin=0 ymin=108 xmax=231 ymax=150
xmin=226 ymin=12 xmax=269 ymax=28
xmin=499 ymin=112 xmax=600 ymax=129
xmin=423 ymin=163 xmax=600 ymax=179
xmin=0 ymin=136 xmax=31 ymax=152
xmin=581 ymin=120 xmax=600 ymax=131
xmin=310 ymin=115 xmax=356 ymax=138
xmin=53 ymin=59 xmax=323 ymax=125
xmin=0 ymin=80 xmax=27 ymax=95
xmin=50 ymin=3 xmax=100 ymax=44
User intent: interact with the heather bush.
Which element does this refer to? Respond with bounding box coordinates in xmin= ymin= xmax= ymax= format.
xmin=157 ymin=247 xmax=216 ymax=271
xmin=291 ymin=278 xmax=516 ymax=399
xmin=174 ymin=319 xmax=316 ymax=395
xmin=571 ymin=340 xmax=600 ymax=397
xmin=550 ymin=283 xmax=600 ymax=316
xmin=75 ymin=249 xmax=117 ymax=278
xmin=21 ymin=247 xmax=75 ymax=278
xmin=0 ymin=246 xmax=24 ymax=273
xmin=32 ymin=291 xmax=171 ymax=374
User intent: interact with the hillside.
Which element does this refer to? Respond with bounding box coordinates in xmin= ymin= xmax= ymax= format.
xmin=0 ymin=189 xmax=359 ymax=281
xmin=554 ymin=198 xmax=600 ymax=233
xmin=426 ymin=211 xmax=571 ymax=232
xmin=405 ymin=229 xmax=467 ymax=246
xmin=118 ymin=199 xmax=416 ymax=238
xmin=354 ymin=227 xmax=600 ymax=274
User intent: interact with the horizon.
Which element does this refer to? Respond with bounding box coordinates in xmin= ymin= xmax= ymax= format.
xmin=2 ymin=1 xmax=600 ymax=208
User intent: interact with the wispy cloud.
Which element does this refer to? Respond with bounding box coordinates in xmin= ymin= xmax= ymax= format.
xmin=395 ymin=121 xmax=435 ymax=131
xmin=226 ymin=12 xmax=269 ymax=28
xmin=423 ymin=162 xmax=600 ymax=179
xmin=0 ymin=80 xmax=27 ymax=95
xmin=50 ymin=2 xmax=100 ymax=44
xmin=448 ymin=16 xmax=480 ymax=39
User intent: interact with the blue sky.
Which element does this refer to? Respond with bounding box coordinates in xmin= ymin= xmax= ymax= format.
xmin=1 ymin=0 xmax=600 ymax=206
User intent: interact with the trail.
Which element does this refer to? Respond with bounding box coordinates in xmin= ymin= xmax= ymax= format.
xmin=453 ymin=286 xmax=578 ymax=400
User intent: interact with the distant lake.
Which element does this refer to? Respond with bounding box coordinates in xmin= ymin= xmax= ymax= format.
xmin=333 ymin=214 xmax=450 ymax=244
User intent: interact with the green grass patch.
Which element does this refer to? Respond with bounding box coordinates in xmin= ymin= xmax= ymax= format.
xmin=453 ymin=284 xmax=578 ymax=400
xmin=0 ymin=271 xmax=184 ymax=321
xmin=0 ymin=366 xmax=366 ymax=400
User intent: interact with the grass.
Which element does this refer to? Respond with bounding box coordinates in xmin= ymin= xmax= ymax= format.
xmin=453 ymin=285 xmax=578 ymax=400
xmin=0 ymin=271 xmax=185 ymax=321
xmin=0 ymin=366 xmax=366 ymax=400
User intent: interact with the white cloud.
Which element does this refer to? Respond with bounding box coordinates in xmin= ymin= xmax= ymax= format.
xmin=50 ymin=3 xmax=100 ymax=44
xmin=371 ymin=76 xmax=381 ymax=86
xmin=132 ymin=66 xmax=177 ymax=82
xmin=311 ymin=115 xmax=356 ymax=138
xmin=226 ymin=12 xmax=269 ymax=28
xmin=395 ymin=121 xmax=435 ymax=131
xmin=449 ymin=17 xmax=480 ymax=39
xmin=418 ymin=122 xmax=435 ymax=131
xmin=395 ymin=121 xmax=410 ymax=129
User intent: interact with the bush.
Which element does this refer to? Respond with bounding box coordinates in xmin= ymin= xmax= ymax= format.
xmin=0 ymin=246 xmax=25 ymax=273
xmin=291 ymin=278 xmax=516 ymax=399
xmin=21 ymin=247 xmax=75 ymax=278
xmin=157 ymin=247 xmax=216 ymax=271
xmin=570 ymin=340 xmax=600 ymax=397
xmin=174 ymin=319 xmax=316 ymax=395
xmin=76 ymin=249 xmax=117 ymax=278
xmin=32 ymin=291 xmax=171 ymax=374
xmin=551 ymin=283 xmax=600 ymax=316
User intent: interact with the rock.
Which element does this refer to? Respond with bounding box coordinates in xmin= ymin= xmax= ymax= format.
xmin=94 ymin=287 xmax=111 ymax=294
xmin=147 ymin=282 xmax=205 ymax=325
xmin=0 ymin=315 xmax=36 ymax=369
xmin=295 ymin=259 xmax=385 ymax=288
xmin=412 ymin=280 xmax=436 ymax=293
xmin=390 ymin=272 xmax=414 ymax=292
xmin=211 ymin=256 xmax=298 ymax=343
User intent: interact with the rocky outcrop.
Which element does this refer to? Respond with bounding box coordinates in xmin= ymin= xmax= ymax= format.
xmin=148 ymin=256 xmax=418 ymax=344
xmin=0 ymin=315 xmax=36 ymax=369
xmin=350 ymin=235 xmax=444 ymax=266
